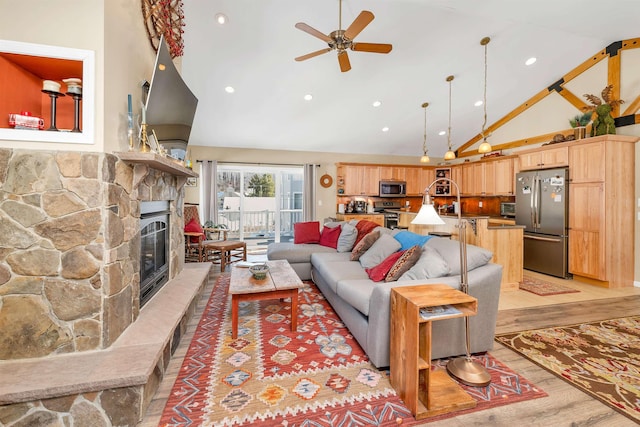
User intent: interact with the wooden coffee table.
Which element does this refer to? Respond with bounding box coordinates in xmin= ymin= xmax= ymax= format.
xmin=229 ymin=259 xmax=303 ymax=339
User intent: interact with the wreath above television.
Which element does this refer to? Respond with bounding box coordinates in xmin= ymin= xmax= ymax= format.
xmin=141 ymin=0 xmax=185 ymax=58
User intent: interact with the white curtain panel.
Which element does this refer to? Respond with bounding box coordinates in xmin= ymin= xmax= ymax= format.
xmin=303 ymin=164 xmax=318 ymax=221
xmin=199 ymin=160 xmax=218 ymax=225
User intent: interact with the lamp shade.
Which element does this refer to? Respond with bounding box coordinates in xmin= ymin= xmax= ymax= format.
xmin=411 ymin=204 xmax=445 ymax=225
xmin=478 ymin=141 xmax=492 ymax=153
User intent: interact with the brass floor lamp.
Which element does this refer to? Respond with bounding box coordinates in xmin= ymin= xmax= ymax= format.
xmin=411 ymin=177 xmax=491 ymax=387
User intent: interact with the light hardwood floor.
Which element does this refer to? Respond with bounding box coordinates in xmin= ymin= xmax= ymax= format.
xmin=139 ymin=267 xmax=640 ymax=427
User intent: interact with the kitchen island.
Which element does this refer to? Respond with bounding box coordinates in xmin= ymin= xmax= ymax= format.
xmin=397 ymin=211 xmax=523 ymax=291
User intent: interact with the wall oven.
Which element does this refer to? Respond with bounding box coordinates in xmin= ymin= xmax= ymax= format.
xmin=379 ymin=180 xmax=406 ymax=197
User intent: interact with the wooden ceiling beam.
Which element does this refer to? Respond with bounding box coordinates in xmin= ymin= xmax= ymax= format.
xmin=457 ymin=38 xmax=640 ymax=157
xmin=622 ymin=94 xmax=640 ymax=115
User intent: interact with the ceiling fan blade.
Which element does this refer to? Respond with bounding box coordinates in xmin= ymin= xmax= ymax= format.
xmin=295 ymin=48 xmax=332 ymax=62
xmin=343 ymin=11 xmax=374 ymax=40
xmin=295 ymin=22 xmax=332 ymax=43
xmin=351 ymin=42 xmax=393 ymax=54
xmin=338 ymin=51 xmax=351 ymax=72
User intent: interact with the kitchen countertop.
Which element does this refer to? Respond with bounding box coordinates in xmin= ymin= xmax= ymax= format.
xmin=395 ymin=210 xmax=524 ymax=229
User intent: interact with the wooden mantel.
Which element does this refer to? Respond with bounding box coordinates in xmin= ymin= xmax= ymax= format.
xmin=115 ymin=152 xmax=197 ymax=177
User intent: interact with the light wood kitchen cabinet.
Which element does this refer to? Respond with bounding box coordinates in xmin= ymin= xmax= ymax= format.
xmin=340 ymin=164 xmax=380 ymax=196
xmin=450 ymin=165 xmax=462 ymax=196
xmin=405 ymin=167 xmax=425 ymax=195
xmin=567 ymin=136 xmax=637 ymax=287
xmin=418 ymin=167 xmax=435 ymax=194
xmin=336 ymin=213 xmax=385 ymax=227
xmin=461 ymin=162 xmax=485 ymax=195
xmin=379 ymin=166 xmax=406 ymax=181
xmin=568 ymin=182 xmax=605 ymax=280
xmin=487 ymin=158 xmax=515 ymax=195
xmin=518 ymin=146 xmax=568 ymax=170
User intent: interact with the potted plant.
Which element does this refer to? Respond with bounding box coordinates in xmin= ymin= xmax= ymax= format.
xmin=569 ymin=112 xmax=592 ymax=140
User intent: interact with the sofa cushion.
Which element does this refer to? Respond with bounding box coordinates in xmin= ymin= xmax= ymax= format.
xmin=267 ymin=242 xmax=335 ymax=264
xmin=359 ymin=233 xmax=402 ymax=269
xmin=354 ymin=220 xmax=380 ymax=246
xmin=385 ymin=245 xmax=422 ymax=282
xmin=350 ymin=230 xmax=380 ymax=261
xmin=425 ymin=237 xmax=492 ymax=275
xmin=365 ymin=250 xmax=404 ymax=282
xmin=335 ymin=279 xmax=377 ymax=316
xmin=319 ymin=224 xmax=341 ymax=249
xmin=393 ymin=231 xmax=433 ymax=250
xmin=294 ymin=221 xmax=321 ymax=244
xmin=312 ymin=259 xmax=369 ymax=293
xmin=336 ymin=222 xmax=358 ymax=253
xmin=398 ymin=246 xmax=450 ymax=280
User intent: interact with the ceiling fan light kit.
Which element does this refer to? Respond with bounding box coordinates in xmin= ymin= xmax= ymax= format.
xmin=294 ymin=0 xmax=392 ymax=72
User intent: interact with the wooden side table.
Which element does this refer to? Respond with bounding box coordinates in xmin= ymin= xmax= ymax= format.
xmin=390 ymin=284 xmax=478 ymax=419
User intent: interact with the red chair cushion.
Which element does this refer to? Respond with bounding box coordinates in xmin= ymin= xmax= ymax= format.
xmin=184 ymin=218 xmax=205 ymax=243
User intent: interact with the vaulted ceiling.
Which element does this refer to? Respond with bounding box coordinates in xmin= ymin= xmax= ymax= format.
xmin=181 ymin=0 xmax=640 ymax=158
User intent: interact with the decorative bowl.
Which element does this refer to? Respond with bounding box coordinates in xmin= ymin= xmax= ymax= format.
xmin=249 ymin=264 xmax=269 ymax=280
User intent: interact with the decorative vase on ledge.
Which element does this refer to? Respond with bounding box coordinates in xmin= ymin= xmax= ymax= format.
xmin=574 ymin=126 xmax=587 ymax=140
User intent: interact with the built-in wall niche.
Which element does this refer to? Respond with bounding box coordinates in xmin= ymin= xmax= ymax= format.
xmin=0 ymin=39 xmax=94 ymax=144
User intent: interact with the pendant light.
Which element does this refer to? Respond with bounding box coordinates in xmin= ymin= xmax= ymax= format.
xmin=443 ymin=75 xmax=456 ymax=161
xmin=478 ymin=36 xmax=492 ymax=154
xmin=420 ymin=102 xmax=430 ymax=163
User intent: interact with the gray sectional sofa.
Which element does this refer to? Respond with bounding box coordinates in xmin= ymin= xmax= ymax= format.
xmin=267 ymin=225 xmax=502 ymax=368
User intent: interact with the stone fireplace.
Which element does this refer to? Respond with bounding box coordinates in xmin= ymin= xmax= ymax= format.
xmin=0 ymin=148 xmax=209 ymax=425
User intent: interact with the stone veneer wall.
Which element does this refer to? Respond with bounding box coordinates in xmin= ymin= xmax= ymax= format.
xmin=0 ymin=148 xmax=185 ymax=360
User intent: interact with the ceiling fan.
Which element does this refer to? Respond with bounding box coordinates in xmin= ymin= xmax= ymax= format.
xmin=294 ymin=0 xmax=392 ymax=72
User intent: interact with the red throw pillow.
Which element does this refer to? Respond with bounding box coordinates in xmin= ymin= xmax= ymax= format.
xmin=184 ymin=218 xmax=205 ymax=243
xmin=319 ymin=225 xmax=341 ymax=249
xmin=294 ymin=221 xmax=321 ymax=244
xmin=354 ymin=220 xmax=380 ymax=246
xmin=365 ymin=250 xmax=405 ymax=282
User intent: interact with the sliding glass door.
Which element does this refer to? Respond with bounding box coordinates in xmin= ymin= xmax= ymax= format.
xmin=216 ymin=165 xmax=303 ymax=247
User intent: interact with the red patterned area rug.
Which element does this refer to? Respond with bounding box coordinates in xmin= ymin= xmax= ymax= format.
xmin=519 ymin=275 xmax=579 ymax=296
xmin=496 ymin=316 xmax=640 ymax=424
xmin=159 ymin=275 xmax=546 ymax=426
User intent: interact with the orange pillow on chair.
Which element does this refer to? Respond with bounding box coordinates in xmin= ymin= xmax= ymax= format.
xmin=184 ymin=218 xmax=205 ymax=243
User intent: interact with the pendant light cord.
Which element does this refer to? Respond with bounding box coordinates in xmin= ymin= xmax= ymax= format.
xmin=423 ymin=104 xmax=428 ymax=155
xmin=447 ymin=76 xmax=453 ymax=151
xmin=481 ymin=40 xmax=488 ymax=140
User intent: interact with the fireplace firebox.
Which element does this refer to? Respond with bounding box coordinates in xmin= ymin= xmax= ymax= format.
xmin=140 ymin=201 xmax=170 ymax=307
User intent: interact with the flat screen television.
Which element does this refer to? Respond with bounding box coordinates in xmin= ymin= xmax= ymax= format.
xmin=144 ymin=35 xmax=198 ymax=160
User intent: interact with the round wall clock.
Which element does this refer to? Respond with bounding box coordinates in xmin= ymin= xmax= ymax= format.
xmin=320 ymin=174 xmax=333 ymax=188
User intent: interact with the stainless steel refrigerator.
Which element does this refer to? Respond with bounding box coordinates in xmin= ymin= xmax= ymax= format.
xmin=515 ymin=167 xmax=570 ymax=278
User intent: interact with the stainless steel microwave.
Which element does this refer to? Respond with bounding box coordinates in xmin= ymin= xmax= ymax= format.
xmin=379 ymin=180 xmax=406 ymax=197
xmin=500 ymin=202 xmax=516 ymax=217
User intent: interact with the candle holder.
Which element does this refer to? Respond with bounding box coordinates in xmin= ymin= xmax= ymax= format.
xmin=66 ymin=92 xmax=83 ymax=133
xmin=42 ymin=90 xmax=65 ymax=131
xmin=140 ymin=123 xmax=150 ymax=152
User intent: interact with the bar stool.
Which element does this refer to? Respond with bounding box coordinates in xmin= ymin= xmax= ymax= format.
xmin=428 ymin=231 xmax=452 ymax=239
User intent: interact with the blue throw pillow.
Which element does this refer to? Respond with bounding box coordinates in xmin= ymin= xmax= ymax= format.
xmin=393 ymin=231 xmax=432 ymax=250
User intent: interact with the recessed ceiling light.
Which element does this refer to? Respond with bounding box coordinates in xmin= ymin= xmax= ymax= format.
xmin=439 ymin=131 xmax=446 ymax=136
xmin=372 ymin=100 xmax=381 ymax=107
xmin=525 ymin=57 xmax=537 ymax=66
xmin=304 ymin=94 xmax=313 ymax=101
xmin=382 ymin=127 xmax=389 ymax=132
xmin=224 ymin=86 xmax=235 ymax=93
xmin=215 ymin=13 xmax=228 ymax=25
xmin=474 ymin=100 xmax=483 ymax=107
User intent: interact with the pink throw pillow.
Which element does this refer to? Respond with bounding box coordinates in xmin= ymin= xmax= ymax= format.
xmin=365 ymin=250 xmax=405 ymax=282
xmin=319 ymin=225 xmax=341 ymax=249
xmin=294 ymin=221 xmax=321 ymax=244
